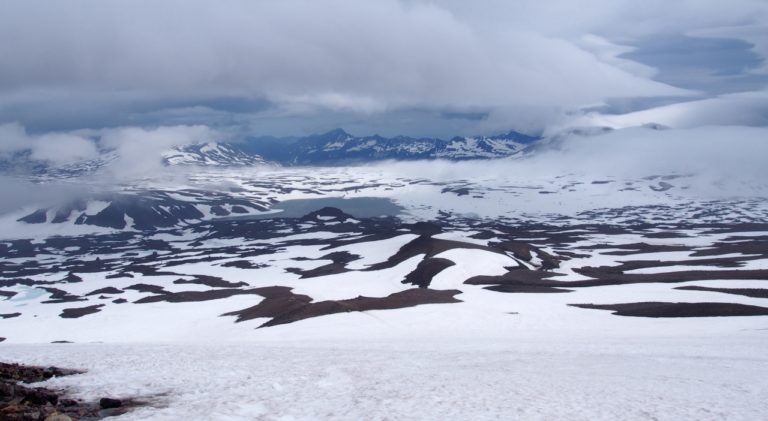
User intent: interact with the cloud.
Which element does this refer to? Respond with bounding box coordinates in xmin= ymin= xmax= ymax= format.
xmin=98 ymin=125 xmax=219 ymax=178
xmin=0 ymin=0 xmax=705 ymax=135
xmin=0 ymin=176 xmax=89 ymax=213
xmin=533 ymin=126 xmax=768 ymax=180
xmin=432 ymin=0 xmax=768 ymax=39
xmin=618 ymin=35 xmax=768 ymax=96
xmin=0 ymin=122 xmax=99 ymax=164
xmin=0 ymin=122 xmax=217 ymax=179
xmin=689 ymin=23 xmax=768 ymax=75
xmin=0 ymin=0 xmax=765 ymax=137
xmin=0 ymin=123 xmax=29 ymax=154
xmin=30 ymin=133 xmax=100 ymax=164
xmin=374 ymin=124 xmax=768 ymax=199
xmin=570 ymin=90 xmax=768 ymax=129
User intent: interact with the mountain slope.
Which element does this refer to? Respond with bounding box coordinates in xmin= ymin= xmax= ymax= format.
xmin=163 ymin=142 xmax=272 ymax=167
xmin=239 ymin=129 xmax=540 ymax=165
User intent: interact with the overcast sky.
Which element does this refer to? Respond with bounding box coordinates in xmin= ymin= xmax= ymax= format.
xmin=0 ymin=0 xmax=766 ymax=139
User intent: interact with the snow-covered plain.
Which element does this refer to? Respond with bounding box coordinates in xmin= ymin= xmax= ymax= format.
xmin=2 ymin=162 xmax=768 ymax=420
xmin=4 ymin=335 xmax=768 ymax=421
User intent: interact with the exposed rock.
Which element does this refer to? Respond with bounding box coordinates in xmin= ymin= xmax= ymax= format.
xmin=0 ymin=363 xmax=82 ymax=383
xmin=210 ymin=205 xmax=230 ymax=216
xmin=585 ymin=242 xmax=690 ymax=256
xmin=99 ymin=398 xmax=122 ymax=409
xmin=286 ymin=251 xmax=360 ymax=279
xmin=106 ymin=272 xmax=133 ymax=279
xmin=402 ymin=258 xmax=455 ymax=288
xmin=441 ymin=187 xmax=470 ymax=196
xmin=173 ymin=275 xmax=247 ymax=288
xmin=63 ymin=273 xmax=83 ymax=283
xmin=17 ymin=209 xmax=48 ymax=224
xmin=366 ymin=236 xmax=506 ymax=271
xmin=220 ymin=260 xmax=266 ymax=269
xmin=40 ymin=288 xmax=86 ymax=304
xmin=135 ymin=288 xmax=268 ymax=304
xmin=59 ymin=304 xmax=104 ymax=319
xmin=485 ymin=285 xmax=572 ymax=293
xmin=0 ymin=290 xmax=18 ymax=300
xmin=675 ymin=286 xmax=768 ymax=299
xmin=50 ymin=200 xmax=87 ymax=225
xmin=223 ymin=287 xmax=462 ymax=328
xmin=300 ymin=207 xmax=354 ymax=222
xmin=85 ymin=287 xmax=123 ymax=296
xmin=569 ymin=302 xmax=768 ymax=317
xmin=465 ymin=269 xmax=566 ymax=287
xmin=406 ymin=222 xmax=442 ymax=236
xmin=124 ymin=283 xmax=168 ymax=295
xmin=0 ymin=362 xmax=140 ymax=420
xmin=230 ymin=205 xmax=249 ymax=214
xmin=571 ymin=268 xmax=768 ymax=286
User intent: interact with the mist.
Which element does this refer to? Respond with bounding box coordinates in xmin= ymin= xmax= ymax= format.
xmin=0 ymin=176 xmax=90 ymax=214
xmin=371 ymin=125 xmax=768 ymax=198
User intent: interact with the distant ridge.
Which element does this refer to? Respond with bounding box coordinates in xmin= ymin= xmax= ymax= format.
xmin=1 ymin=128 xmax=542 ymax=177
xmin=236 ymin=128 xmax=541 ymax=165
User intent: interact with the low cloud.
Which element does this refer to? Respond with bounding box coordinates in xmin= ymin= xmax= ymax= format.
xmin=0 ymin=123 xmax=219 ymax=181
xmin=0 ymin=123 xmax=30 ymax=154
xmin=0 ymin=176 xmax=89 ymax=214
xmin=98 ymin=125 xmax=220 ymax=179
xmin=570 ymin=90 xmax=768 ymax=129
xmin=374 ymin=124 xmax=768 ymax=198
xmin=30 ymin=133 xmax=100 ymax=164
xmin=0 ymin=122 xmax=99 ymax=164
xmin=532 ymin=125 xmax=768 ymax=180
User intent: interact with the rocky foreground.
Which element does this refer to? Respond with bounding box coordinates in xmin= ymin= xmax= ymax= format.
xmin=0 ymin=362 xmax=137 ymax=420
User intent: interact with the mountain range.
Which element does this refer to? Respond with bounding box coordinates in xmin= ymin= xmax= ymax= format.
xmin=0 ymin=129 xmax=542 ymax=178
xmin=228 ymin=128 xmax=540 ymax=165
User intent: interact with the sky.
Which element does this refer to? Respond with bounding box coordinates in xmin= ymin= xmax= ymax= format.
xmin=0 ymin=0 xmax=766 ymax=162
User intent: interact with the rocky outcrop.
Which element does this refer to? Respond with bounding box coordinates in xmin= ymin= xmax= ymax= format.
xmin=0 ymin=362 xmax=140 ymax=420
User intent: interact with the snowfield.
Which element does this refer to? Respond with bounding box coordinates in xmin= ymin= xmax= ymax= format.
xmin=3 ymin=336 xmax=767 ymax=421
xmin=2 ymin=162 xmax=768 ymax=420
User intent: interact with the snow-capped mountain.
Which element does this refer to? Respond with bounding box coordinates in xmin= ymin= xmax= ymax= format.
xmin=158 ymin=129 xmax=541 ymax=167
xmin=156 ymin=129 xmax=541 ymax=167
xmin=238 ymin=129 xmax=540 ymax=165
xmin=162 ymin=142 xmax=273 ymax=167
xmin=1 ymin=130 xmax=541 ymax=179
